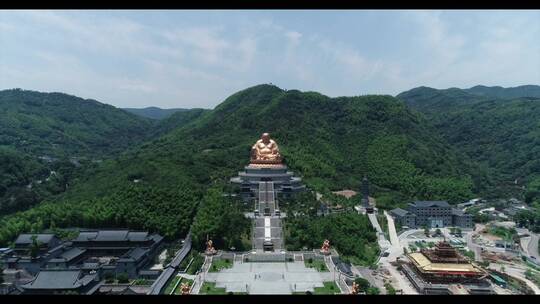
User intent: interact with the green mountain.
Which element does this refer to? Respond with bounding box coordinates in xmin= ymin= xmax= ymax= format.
xmin=0 ymin=84 xmax=484 ymax=246
xmin=1 ymin=89 xmax=153 ymax=157
xmin=123 ymin=106 xmax=190 ymax=120
xmin=151 ymin=108 xmax=210 ymax=136
xmin=465 ymin=85 xmax=540 ymax=99
xmin=397 ymin=86 xmax=540 ymax=197
xmin=0 ymin=89 xmax=154 ymax=215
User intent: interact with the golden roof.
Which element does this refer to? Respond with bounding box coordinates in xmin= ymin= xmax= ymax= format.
xmin=408 ymin=252 xmax=482 ymax=273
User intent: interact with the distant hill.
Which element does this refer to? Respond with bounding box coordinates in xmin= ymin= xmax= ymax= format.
xmin=396 ymin=85 xmax=540 ymax=114
xmin=397 ymin=85 xmax=540 ymax=197
xmin=152 ymin=108 xmax=210 ymax=136
xmin=123 ymin=107 xmax=190 ymax=120
xmin=465 ymin=85 xmax=540 ymax=99
xmin=0 ymin=89 xmax=154 ymax=215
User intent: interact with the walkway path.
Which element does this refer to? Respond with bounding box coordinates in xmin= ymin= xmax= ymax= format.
xmin=190 ymin=255 xmax=212 ymax=294
xmin=367 ymin=212 xmax=391 ymax=250
xmin=527 ymin=233 xmax=540 ymax=261
xmin=465 ymin=225 xmax=483 ymax=262
xmin=324 ymin=254 xmax=349 ymax=294
xmin=384 ymin=211 xmax=400 ymax=248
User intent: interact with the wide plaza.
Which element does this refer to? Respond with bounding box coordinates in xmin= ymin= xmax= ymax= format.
xmin=202 ymin=261 xmax=337 ymax=294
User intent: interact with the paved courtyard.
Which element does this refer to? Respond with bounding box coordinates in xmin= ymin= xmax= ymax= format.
xmin=203 ymin=261 xmax=334 ymax=294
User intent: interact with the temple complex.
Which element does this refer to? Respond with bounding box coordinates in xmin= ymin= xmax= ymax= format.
xmin=230 ymin=133 xmax=305 ymax=203
xmin=402 ymin=241 xmax=492 ymax=294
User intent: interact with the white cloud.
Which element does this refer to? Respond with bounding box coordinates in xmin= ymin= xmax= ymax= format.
xmin=284 ymin=31 xmax=302 ymax=46
xmin=1 ymin=10 xmax=538 ymax=107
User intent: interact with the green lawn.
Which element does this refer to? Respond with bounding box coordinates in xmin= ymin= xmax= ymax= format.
xmin=209 ymin=258 xmax=233 ymax=273
xmin=489 ymin=226 xmax=517 ymax=242
xmin=199 ymin=282 xmax=227 ymax=295
xmin=163 ymin=275 xmax=181 ymax=295
xmin=304 ymin=259 xmax=329 ymax=272
xmin=313 ymin=281 xmax=340 ymax=294
xmin=186 ymin=254 xmax=204 ymax=275
xmin=172 ymin=278 xmax=194 ymax=295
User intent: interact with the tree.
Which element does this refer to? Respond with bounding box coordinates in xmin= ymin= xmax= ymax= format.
xmin=367 ymin=287 xmax=380 ymax=295
xmin=354 ymin=277 xmax=370 ymax=293
xmin=435 ymin=228 xmax=442 ymax=236
xmin=104 ymin=272 xmax=115 ymax=283
xmin=384 ymin=283 xmax=396 ymax=295
xmin=117 ymin=273 xmax=129 ymax=284
xmin=456 ymin=228 xmax=462 ymax=237
xmin=424 ymin=226 xmax=430 ymax=237
xmin=29 ymin=234 xmax=41 ymax=259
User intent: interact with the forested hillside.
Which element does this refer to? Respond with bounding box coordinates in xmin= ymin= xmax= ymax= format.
xmin=0 ymin=89 xmax=153 ymax=157
xmin=465 ymin=85 xmax=540 ymax=99
xmin=0 ymin=84 xmax=484 ymax=246
xmin=397 ymin=85 xmax=540 ymax=197
xmin=0 ymin=89 xmax=154 ymax=215
xmin=123 ymin=106 xmax=190 ymax=120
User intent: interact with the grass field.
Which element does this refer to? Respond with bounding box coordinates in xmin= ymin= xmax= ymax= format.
xmin=313 ymin=281 xmax=340 ymax=294
xmin=163 ymin=275 xmax=181 ymax=295
xmin=172 ymin=278 xmax=194 ymax=295
xmin=209 ymin=258 xmax=233 ymax=272
xmin=199 ymin=282 xmax=227 ymax=295
xmin=304 ymin=259 xmax=329 ymax=272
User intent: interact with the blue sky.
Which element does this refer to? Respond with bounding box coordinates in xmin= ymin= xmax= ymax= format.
xmin=1 ymin=10 xmax=539 ymax=109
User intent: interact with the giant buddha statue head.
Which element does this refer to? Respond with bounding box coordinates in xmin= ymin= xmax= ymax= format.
xmin=250 ymin=132 xmax=282 ymax=165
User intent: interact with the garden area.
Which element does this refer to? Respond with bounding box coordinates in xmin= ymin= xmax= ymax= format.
xmin=179 ymin=251 xmax=204 ymax=275
xmin=285 ymin=212 xmax=379 ymax=266
xmin=209 ymin=258 xmax=233 ymax=273
xmin=353 ymin=277 xmax=380 ymax=295
xmin=488 ymin=225 xmax=517 ymax=242
xmin=199 ymin=282 xmax=227 ymax=295
xmin=313 ymin=281 xmax=340 ymax=294
xmin=525 ymin=268 xmax=540 ymax=288
xmin=163 ymin=276 xmax=194 ymax=295
xmin=304 ymin=257 xmax=328 ymax=272
xmin=103 ymin=272 xmax=130 ymax=284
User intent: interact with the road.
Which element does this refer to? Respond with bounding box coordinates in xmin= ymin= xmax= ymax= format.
xmin=376 ymin=211 xmax=418 ymax=294
xmin=384 ymin=211 xmax=400 ymax=248
xmin=367 ymin=212 xmax=391 ymax=250
xmin=488 ymin=263 xmax=540 ymax=294
xmin=465 ymin=225 xmax=483 ymax=262
xmin=527 ymin=233 xmax=540 ymax=261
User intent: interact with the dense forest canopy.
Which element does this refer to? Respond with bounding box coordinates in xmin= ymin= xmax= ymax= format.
xmin=397 ymin=85 xmax=540 ymax=197
xmin=122 ymin=107 xmax=192 ymax=120
xmin=0 ymin=89 xmax=153 ymax=157
xmin=0 ymin=89 xmax=209 ymax=216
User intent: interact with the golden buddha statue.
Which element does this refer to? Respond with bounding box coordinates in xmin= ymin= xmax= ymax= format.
xmin=250 ymin=133 xmax=282 ymax=165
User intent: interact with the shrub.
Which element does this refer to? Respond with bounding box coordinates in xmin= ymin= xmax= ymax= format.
xmin=117 ymin=273 xmax=129 ymax=284
xmin=104 ymin=272 xmax=114 ymax=283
